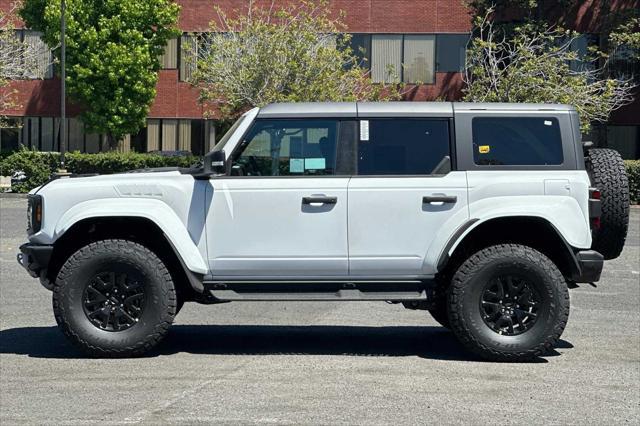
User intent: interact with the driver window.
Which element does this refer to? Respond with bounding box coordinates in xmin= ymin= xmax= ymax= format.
xmin=232 ymin=119 xmax=338 ymax=176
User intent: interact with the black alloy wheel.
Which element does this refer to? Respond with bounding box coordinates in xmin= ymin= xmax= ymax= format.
xmin=83 ymin=270 xmax=145 ymax=332
xmin=480 ymin=275 xmax=540 ymax=336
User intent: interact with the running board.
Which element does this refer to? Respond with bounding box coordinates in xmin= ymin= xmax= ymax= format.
xmin=208 ymin=289 xmax=427 ymax=301
xmin=203 ymin=281 xmax=432 ymax=302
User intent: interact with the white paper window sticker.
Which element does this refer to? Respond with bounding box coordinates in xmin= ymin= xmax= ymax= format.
xmin=289 ymin=158 xmax=304 ymax=173
xmin=544 ymin=120 xmax=553 ymax=126
xmin=304 ymin=158 xmax=326 ymax=170
xmin=360 ymin=120 xmax=369 ymax=141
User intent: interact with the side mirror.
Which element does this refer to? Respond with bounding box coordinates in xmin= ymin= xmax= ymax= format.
xmin=203 ymin=150 xmax=226 ymax=175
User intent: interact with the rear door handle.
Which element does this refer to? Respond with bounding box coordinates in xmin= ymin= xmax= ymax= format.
xmin=423 ymin=195 xmax=457 ymax=204
xmin=303 ymin=196 xmax=337 ymax=205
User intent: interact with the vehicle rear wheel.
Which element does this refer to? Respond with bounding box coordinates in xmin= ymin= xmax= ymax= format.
xmin=448 ymin=244 xmax=570 ymax=362
xmin=585 ymin=148 xmax=629 ymax=260
xmin=53 ymin=239 xmax=177 ymax=357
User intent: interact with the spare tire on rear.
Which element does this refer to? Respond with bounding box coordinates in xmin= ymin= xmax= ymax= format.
xmin=585 ymin=148 xmax=629 ymax=260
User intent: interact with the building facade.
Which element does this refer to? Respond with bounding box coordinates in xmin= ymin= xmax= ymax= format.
xmin=1 ymin=0 xmax=638 ymax=158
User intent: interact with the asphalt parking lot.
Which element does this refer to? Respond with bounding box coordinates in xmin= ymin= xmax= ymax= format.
xmin=1 ymin=196 xmax=638 ymax=424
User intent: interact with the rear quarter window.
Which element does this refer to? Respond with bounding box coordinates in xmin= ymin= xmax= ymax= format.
xmin=472 ymin=117 xmax=563 ymax=166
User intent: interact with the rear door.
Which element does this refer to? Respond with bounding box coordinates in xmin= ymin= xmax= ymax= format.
xmin=347 ymin=117 xmax=469 ymax=277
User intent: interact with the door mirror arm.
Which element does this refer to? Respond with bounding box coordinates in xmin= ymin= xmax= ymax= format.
xmin=196 ymin=150 xmax=227 ymax=179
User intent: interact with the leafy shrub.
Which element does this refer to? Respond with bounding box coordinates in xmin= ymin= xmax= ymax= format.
xmin=63 ymin=151 xmax=199 ymax=175
xmin=626 ymin=160 xmax=640 ymax=204
xmin=0 ymin=148 xmax=201 ymax=193
xmin=0 ymin=150 xmax=60 ymax=193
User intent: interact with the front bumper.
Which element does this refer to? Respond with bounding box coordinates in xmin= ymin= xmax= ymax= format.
xmin=17 ymin=243 xmax=53 ymax=280
xmin=572 ymin=250 xmax=604 ymax=283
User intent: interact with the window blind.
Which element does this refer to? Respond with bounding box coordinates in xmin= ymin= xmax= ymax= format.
xmin=371 ymin=35 xmax=402 ymax=83
xmin=162 ymin=119 xmax=178 ymax=150
xmin=180 ymin=34 xmax=197 ymax=81
xmin=159 ymin=38 xmax=178 ymax=69
xmin=403 ymin=35 xmax=435 ymax=84
xmin=147 ymin=120 xmax=160 ymax=151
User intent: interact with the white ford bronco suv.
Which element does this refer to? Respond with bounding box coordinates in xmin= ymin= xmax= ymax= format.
xmin=18 ymin=102 xmax=630 ymax=361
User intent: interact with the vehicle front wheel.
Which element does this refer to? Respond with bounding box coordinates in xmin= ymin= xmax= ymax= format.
xmin=53 ymin=239 xmax=177 ymax=357
xmin=448 ymin=244 xmax=570 ymax=362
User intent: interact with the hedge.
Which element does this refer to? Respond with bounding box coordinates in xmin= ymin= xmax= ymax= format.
xmin=626 ymin=160 xmax=640 ymax=205
xmin=0 ymin=148 xmax=201 ymax=193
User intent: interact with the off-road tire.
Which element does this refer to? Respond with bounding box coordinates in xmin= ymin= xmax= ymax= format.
xmin=585 ymin=148 xmax=629 ymax=260
xmin=53 ymin=239 xmax=177 ymax=357
xmin=448 ymin=244 xmax=570 ymax=362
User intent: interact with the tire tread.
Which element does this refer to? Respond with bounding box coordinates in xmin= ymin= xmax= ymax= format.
xmin=448 ymin=244 xmax=570 ymax=362
xmin=585 ymin=148 xmax=629 ymax=260
xmin=52 ymin=239 xmax=176 ymax=357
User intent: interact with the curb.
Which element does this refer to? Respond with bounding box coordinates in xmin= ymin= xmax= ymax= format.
xmin=0 ymin=193 xmax=28 ymax=199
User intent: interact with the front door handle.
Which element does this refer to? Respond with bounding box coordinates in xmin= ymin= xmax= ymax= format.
xmin=302 ymin=196 xmax=337 ymax=205
xmin=423 ymin=195 xmax=457 ymax=204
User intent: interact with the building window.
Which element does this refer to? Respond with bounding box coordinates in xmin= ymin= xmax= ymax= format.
xmin=0 ymin=118 xmax=23 ymax=152
xmin=147 ymin=119 xmax=160 ymax=151
xmin=67 ymin=118 xmax=85 ymax=151
xmin=568 ymin=34 xmax=599 ymax=73
xmin=162 ymin=119 xmax=178 ymax=150
xmin=371 ymin=34 xmax=435 ymax=84
xmin=130 ymin=127 xmax=147 ymax=153
xmin=606 ymin=126 xmax=640 ymax=160
xmin=145 ymin=118 xmax=206 ymax=154
xmin=40 ymin=117 xmax=54 ymax=151
xmin=609 ymin=44 xmax=640 ymax=83
xmin=403 ymin=35 xmax=435 ymax=84
xmin=347 ymin=34 xmax=371 ymax=70
xmin=190 ymin=119 xmax=205 ymax=155
xmin=159 ymin=38 xmax=178 ymax=69
xmin=371 ymin=35 xmax=402 ymax=83
xmin=436 ymin=34 xmax=469 ymax=72
xmin=14 ymin=30 xmax=53 ymax=79
xmin=85 ymin=132 xmax=102 ymax=153
xmin=179 ymin=33 xmax=198 ymax=81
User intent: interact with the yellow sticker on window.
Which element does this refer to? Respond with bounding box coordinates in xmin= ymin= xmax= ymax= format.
xmin=479 ymin=145 xmax=490 ymax=154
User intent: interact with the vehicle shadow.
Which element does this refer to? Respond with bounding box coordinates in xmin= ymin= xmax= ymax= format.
xmin=0 ymin=325 xmax=573 ymax=363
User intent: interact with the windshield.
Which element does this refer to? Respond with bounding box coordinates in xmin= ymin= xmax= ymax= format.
xmin=214 ymin=114 xmax=247 ymax=151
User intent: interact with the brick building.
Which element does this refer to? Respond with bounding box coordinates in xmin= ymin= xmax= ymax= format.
xmin=1 ymin=0 xmax=638 ymax=158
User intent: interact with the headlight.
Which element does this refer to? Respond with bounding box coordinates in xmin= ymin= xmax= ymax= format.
xmin=27 ymin=195 xmax=43 ymax=235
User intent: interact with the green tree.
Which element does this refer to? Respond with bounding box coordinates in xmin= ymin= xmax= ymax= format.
xmin=192 ymin=0 xmax=401 ymax=120
xmin=463 ymin=11 xmax=636 ymax=132
xmin=20 ymin=0 xmax=180 ymax=146
xmin=609 ymin=16 xmax=640 ymax=59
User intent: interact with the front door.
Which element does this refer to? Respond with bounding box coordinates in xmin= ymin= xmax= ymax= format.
xmin=206 ymin=118 xmax=349 ymax=278
xmin=348 ymin=118 xmax=469 ymax=277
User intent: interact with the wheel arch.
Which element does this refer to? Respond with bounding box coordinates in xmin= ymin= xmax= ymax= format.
xmin=47 ymin=216 xmax=205 ymax=301
xmin=438 ymin=215 xmax=581 ymax=281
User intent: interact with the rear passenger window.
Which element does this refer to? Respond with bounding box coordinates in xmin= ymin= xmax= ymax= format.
xmin=472 ymin=117 xmax=563 ymax=166
xmin=357 ymin=119 xmax=450 ymax=175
